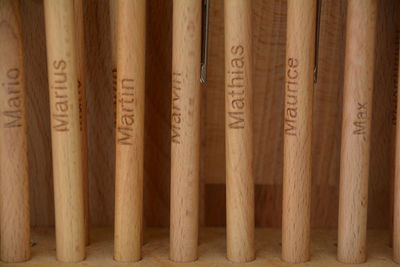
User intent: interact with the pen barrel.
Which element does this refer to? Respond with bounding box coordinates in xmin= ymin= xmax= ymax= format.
xmin=337 ymin=0 xmax=377 ymax=264
xmin=44 ymin=0 xmax=85 ymax=262
xmin=73 ymin=0 xmax=89 ymax=246
xmin=170 ymin=0 xmax=202 ymax=262
xmin=0 ymin=0 xmax=31 ymax=262
xmin=282 ymin=0 xmax=316 ymax=263
xmin=224 ymin=0 xmax=255 ymax=263
xmin=114 ymin=0 xmax=146 ymax=262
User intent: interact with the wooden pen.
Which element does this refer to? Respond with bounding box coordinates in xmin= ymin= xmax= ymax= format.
xmin=170 ymin=0 xmax=202 ymax=262
xmin=73 ymin=0 xmax=89 ymax=245
xmin=282 ymin=0 xmax=317 ymax=263
xmin=0 ymin=0 xmax=31 ymax=262
xmin=337 ymin=0 xmax=377 ymax=263
xmin=114 ymin=0 xmax=146 ymax=262
xmin=224 ymin=0 xmax=255 ymax=262
xmin=43 ymin=0 xmax=85 ymax=262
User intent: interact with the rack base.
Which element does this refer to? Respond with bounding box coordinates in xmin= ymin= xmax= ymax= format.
xmin=1 ymin=228 xmax=396 ymax=266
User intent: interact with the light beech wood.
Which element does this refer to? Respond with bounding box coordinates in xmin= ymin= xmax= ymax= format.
xmin=282 ymin=0 xmax=316 ymax=263
xmin=224 ymin=0 xmax=255 ymax=262
xmin=170 ymin=0 xmax=202 ymax=262
xmin=43 ymin=0 xmax=85 ymax=262
xmin=114 ymin=0 xmax=146 ymax=262
xmin=0 ymin=0 xmax=30 ymax=263
xmin=337 ymin=0 xmax=377 ymax=264
xmin=74 ymin=0 xmax=90 ymax=246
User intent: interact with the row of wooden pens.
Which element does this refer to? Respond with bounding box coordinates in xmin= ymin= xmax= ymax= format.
xmin=0 ymin=0 xmax=395 ymax=265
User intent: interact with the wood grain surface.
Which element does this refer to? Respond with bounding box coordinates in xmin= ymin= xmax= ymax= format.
xmin=0 ymin=0 xmax=31 ymax=262
xmin=282 ymin=0 xmax=316 ymax=263
xmin=113 ymin=0 xmax=146 ymax=262
xmin=18 ymin=0 xmax=398 ymax=228
xmin=43 ymin=0 xmax=85 ymax=262
xmin=224 ymin=0 xmax=255 ymax=262
xmin=337 ymin=0 xmax=377 ymax=263
xmin=169 ymin=0 xmax=202 ymax=262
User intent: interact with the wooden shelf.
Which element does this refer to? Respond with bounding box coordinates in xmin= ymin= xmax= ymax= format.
xmin=1 ymin=228 xmax=397 ymax=266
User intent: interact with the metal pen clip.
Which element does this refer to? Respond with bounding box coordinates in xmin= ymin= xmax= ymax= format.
xmin=314 ymin=0 xmax=322 ymax=83
xmin=200 ymin=0 xmax=210 ymax=83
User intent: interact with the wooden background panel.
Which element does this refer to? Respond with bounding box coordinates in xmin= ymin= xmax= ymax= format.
xmin=143 ymin=0 xmax=172 ymax=227
xmin=21 ymin=0 xmax=54 ymax=227
xmin=251 ymin=0 xmax=287 ymax=186
xmin=19 ymin=0 xmax=398 ymax=228
xmin=311 ymin=0 xmax=345 ymax=188
xmin=84 ymin=0 xmax=116 ymax=226
xmin=368 ymin=0 xmax=398 ymax=229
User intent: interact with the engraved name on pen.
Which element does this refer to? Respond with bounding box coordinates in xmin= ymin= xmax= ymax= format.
xmin=284 ymin=57 xmax=299 ymax=136
xmin=353 ymin=102 xmax=368 ymax=136
xmin=117 ymin=78 xmax=135 ymax=145
xmin=171 ymin=72 xmax=182 ymax=144
xmin=51 ymin=60 xmax=69 ymax=132
xmin=2 ymin=68 xmax=23 ymax=129
xmin=227 ymin=45 xmax=245 ymax=129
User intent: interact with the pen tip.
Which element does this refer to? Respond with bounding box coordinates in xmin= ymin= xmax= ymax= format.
xmin=200 ymin=64 xmax=207 ymax=83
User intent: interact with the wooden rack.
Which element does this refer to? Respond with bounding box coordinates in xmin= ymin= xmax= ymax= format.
xmin=1 ymin=0 xmax=399 ymax=266
xmin=10 ymin=228 xmax=398 ymax=267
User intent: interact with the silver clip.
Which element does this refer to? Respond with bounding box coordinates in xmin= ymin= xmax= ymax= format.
xmin=200 ymin=0 xmax=210 ymax=83
xmin=314 ymin=0 xmax=322 ymax=83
